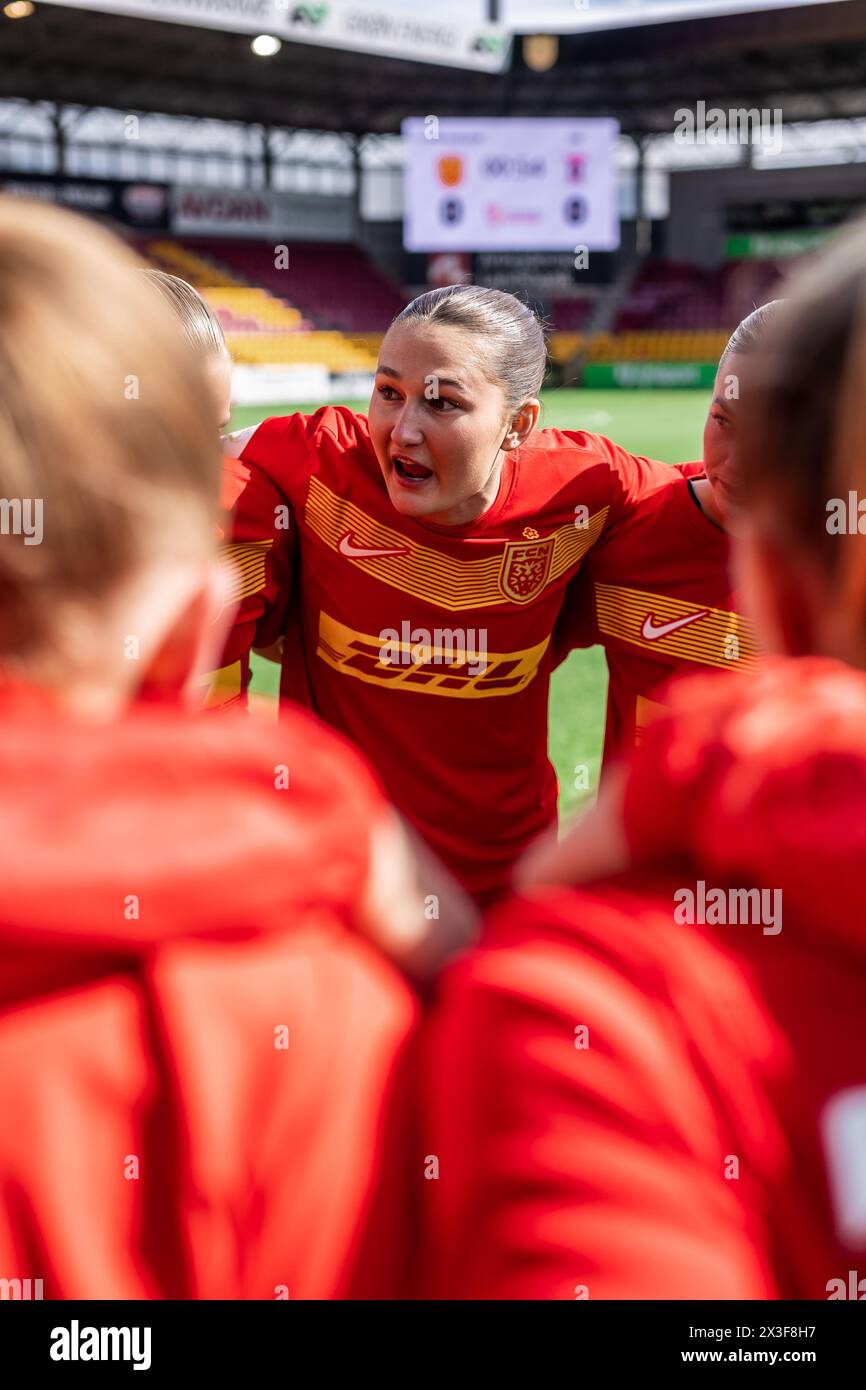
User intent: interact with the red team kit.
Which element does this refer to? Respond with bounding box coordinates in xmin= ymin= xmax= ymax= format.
xmin=200 ymin=406 xmax=866 ymax=1303
xmin=2 ymin=406 xmax=862 ymax=1307
xmin=3 ymin=0 xmax=866 ymax=1344
xmin=216 ymin=407 xmax=754 ymax=897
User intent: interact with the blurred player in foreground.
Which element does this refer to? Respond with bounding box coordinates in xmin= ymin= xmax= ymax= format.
xmin=0 ymin=200 xmax=472 ymax=1299
xmin=553 ymin=302 xmax=782 ymax=769
xmin=219 ymin=286 xmax=690 ymax=906
xmin=416 ymin=226 xmax=866 ymax=1299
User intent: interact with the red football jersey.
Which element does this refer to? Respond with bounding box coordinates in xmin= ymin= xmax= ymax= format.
xmin=0 ymin=687 xmax=419 ymax=1299
xmin=554 ymin=468 xmax=760 ymax=765
xmin=202 ymin=454 xmax=297 ymax=710
xmin=416 ymin=658 xmax=866 ymax=1299
xmin=221 ymin=407 xmax=675 ymax=903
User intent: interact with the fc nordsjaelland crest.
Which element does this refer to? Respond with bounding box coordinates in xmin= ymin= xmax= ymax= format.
xmin=499 ymin=537 xmax=555 ymax=603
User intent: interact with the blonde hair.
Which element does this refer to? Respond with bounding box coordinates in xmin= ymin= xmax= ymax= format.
xmin=0 ymin=199 xmax=221 ymax=661
xmin=720 ymin=299 xmax=784 ymax=365
xmin=140 ymin=269 xmax=228 ymax=358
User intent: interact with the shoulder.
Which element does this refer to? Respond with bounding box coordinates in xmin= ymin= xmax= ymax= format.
xmin=596 ymin=463 xmax=695 ymax=543
xmin=222 ymin=406 xmax=371 ymax=463
xmin=522 ymin=426 xmax=615 ymax=470
xmin=620 ymin=657 xmax=866 ymax=941
xmin=524 ymin=428 xmax=675 ymax=492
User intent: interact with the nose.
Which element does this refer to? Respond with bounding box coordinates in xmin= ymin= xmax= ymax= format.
xmin=391 ymin=402 xmax=425 ymax=448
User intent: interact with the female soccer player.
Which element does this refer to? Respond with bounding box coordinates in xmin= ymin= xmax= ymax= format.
xmin=0 ymin=199 xmax=470 ymax=1299
xmin=415 ymin=223 xmax=866 ymax=1299
xmin=551 ymin=301 xmax=781 ymax=771
xmin=221 ymin=285 xmax=682 ymax=904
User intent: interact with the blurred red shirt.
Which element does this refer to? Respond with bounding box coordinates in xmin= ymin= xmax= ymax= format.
xmin=0 ymin=687 xmax=416 ymax=1299
xmin=416 ymin=658 xmax=866 ymax=1298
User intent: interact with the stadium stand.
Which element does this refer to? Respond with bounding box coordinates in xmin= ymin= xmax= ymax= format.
xmin=143 ymin=236 xmax=383 ymax=371
xmin=543 ymin=258 xmax=786 ymax=367
xmin=155 ymin=241 xmax=787 ymax=372
xmin=549 ymin=297 xmax=594 ymax=331
xmin=614 ymin=257 xmax=783 ymax=334
xmin=142 ymin=237 xmax=783 ymax=375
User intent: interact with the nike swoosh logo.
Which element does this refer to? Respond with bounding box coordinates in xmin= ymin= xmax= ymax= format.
xmin=338 ymin=532 xmax=409 ymax=560
xmin=641 ymin=610 xmax=709 ymax=642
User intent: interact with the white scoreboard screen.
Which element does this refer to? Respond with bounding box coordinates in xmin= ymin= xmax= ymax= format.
xmin=402 ymin=117 xmax=620 ymax=253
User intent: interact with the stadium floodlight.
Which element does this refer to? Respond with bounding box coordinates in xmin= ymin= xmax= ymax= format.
xmin=251 ymin=34 xmax=281 ymax=57
xmin=3 ymin=0 xmax=34 ymax=15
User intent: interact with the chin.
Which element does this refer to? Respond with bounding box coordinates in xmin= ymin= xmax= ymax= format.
xmin=384 ymin=476 xmax=439 ymax=516
xmin=387 ymin=490 xmax=436 ymax=518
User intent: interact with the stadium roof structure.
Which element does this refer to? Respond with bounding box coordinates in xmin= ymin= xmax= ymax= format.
xmin=7 ymin=0 xmax=866 ymax=137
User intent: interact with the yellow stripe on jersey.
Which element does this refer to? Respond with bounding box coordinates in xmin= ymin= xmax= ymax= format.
xmin=595 ymin=582 xmax=761 ymax=670
xmin=304 ymin=475 xmax=608 ymax=612
xmin=199 ymin=660 xmax=243 ymax=710
xmin=219 ymin=539 xmax=273 ymax=605
xmin=316 ymin=609 xmax=550 ymax=698
xmin=635 ymin=694 xmax=666 ymax=743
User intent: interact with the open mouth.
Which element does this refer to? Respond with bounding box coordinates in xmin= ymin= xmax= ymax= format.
xmin=393 ymin=455 xmax=434 ymax=483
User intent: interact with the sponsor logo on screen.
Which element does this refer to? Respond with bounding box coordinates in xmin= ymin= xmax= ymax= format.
xmin=436 ymin=155 xmax=464 ymax=187
xmin=289 ymin=3 xmax=328 ymax=25
xmin=483 ymin=156 xmax=546 ymax=178
xmin=484 ymin=203 xmax=541 ymax=227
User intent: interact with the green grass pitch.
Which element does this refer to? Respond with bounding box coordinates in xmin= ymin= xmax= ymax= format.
xmin=230 ymin=388 xmax=709 ymax=822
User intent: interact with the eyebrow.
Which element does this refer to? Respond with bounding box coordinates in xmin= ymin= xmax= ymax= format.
xmin=712 ymin=396 xmax=734 ymax=410
xmin=377 ymin=364 xmax=467 ymax=391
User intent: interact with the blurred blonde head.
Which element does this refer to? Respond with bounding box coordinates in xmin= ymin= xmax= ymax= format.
xmin=140 ymin=269 xmax=227 ymax=358
xmin=0 ymin=199 xmax=223 ymax=711
xmin=140 ymin=269 xmax=233 ymax=428
xmin=736 ymin=221 xmax=866 ymax=668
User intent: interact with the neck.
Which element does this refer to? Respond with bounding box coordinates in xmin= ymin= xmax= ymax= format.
xmin=691 ymin=476 xmax=726 ymax=532
xmin=0 ymin=661 xmax=133 ymax=721
xmin=426 ymin=452 xmax=506 ymax=528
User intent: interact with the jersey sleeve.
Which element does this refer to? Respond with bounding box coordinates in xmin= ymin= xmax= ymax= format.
xmin=552 ymin=446 xmax=694 ymax=667
xmin=585 ymin=434 xmax=678 ymax=541
xmin=551 ymin=563 xmax=598 ymax=666
xmin=676 ymin=459 xmax=706 ymax=480
xmin=204 ymin=416 xmax=313 ymax=709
